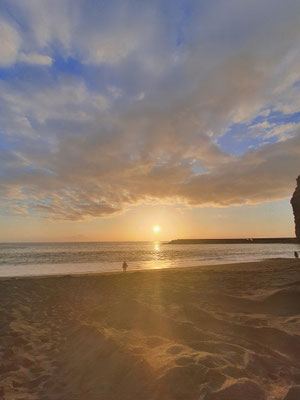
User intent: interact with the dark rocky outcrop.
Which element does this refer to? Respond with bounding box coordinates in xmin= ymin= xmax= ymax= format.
xmin=291 ymin=175 xmax=300 ymax=242
xmin=283 ymin=385 xmax=300 ymax=400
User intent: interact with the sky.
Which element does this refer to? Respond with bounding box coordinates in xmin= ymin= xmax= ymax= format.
xmin=0 ymin=0 xmax=300 ymax=242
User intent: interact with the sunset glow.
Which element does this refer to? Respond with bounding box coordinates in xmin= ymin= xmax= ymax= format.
xmin=0 ymin=0 xmax=300 ymax=400
xmin=0 ymin=1 xmax=299 ymax=242
xmin=1 ymin=4 xmax=300 ymax=400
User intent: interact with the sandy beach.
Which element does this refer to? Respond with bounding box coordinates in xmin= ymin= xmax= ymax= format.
xmin=1 ymin=258 xmax=300 ymax=400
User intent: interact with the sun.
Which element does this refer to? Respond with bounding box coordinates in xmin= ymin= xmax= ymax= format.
xmin=153 ymin=225 xmax=160 ymax=233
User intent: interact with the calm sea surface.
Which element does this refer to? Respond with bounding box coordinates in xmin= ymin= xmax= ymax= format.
xmin=0 ymin=241 xmax=299 ymax=277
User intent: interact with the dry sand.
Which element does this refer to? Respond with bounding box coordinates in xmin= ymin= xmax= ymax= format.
xmin=1 ymin=258 xmax=300 ymax=400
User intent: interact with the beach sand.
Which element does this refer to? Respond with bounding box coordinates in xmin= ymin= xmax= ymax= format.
xmin=1 ymin=259 xmax=300 ymax=400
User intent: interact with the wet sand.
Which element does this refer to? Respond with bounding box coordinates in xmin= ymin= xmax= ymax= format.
xmin=1 ymin=258 xmax=300 ymax=399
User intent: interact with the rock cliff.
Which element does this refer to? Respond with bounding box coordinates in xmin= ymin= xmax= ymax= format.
xmin=291 ymin=175 xmax=300 ymax=241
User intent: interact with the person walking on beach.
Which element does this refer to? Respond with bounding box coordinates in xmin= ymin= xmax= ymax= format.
xmin=122 ymin=261 xmax=128 ymax=272
xmin=295 ymin=251 xmax=299 ymax=258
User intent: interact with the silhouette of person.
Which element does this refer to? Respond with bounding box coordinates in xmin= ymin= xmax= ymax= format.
xmin=294 ymin=251 xmax=299 ymax=258
xmin=122 ymin=261 xmax=128 ymax=272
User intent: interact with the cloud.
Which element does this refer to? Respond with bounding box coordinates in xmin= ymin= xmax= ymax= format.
xmin=1 ymin=0 xmax=168 ymax=67
xmin=0 ymin=15 xmax=53 ymax=67
xmin=265 ymin=122 xmax=300 ymax=141
xmin=178 ymin=132 xmax=300 ymax=207
xmin=249 ymin=121 xmax=300 ymax=141
xmin=0 ymin=19 xmax=20 ymax=66
xmin=0 ymin=80 xmax=108 ymax=133
xmin=18 ymin=52 xmax=53 ymax=65
xmin=0 ymin=0 xmax=299 ymax=220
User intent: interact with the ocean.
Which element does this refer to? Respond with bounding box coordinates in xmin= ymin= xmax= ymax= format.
xmin=0 ymin=241 xmax=299 ymax=278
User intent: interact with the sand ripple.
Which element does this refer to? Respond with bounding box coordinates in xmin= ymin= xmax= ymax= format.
xmin=0 ymin=259 xmax=300 ymax=399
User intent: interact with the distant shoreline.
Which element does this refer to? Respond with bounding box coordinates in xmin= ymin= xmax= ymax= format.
xmin=168 ymin=237 xmax=299 ymax=244
xmin=0 ymin=258 xmax=296 ymax=281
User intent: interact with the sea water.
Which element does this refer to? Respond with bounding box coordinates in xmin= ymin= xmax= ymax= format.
xmin=0 ymin=241 xmax=299 ymax=277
